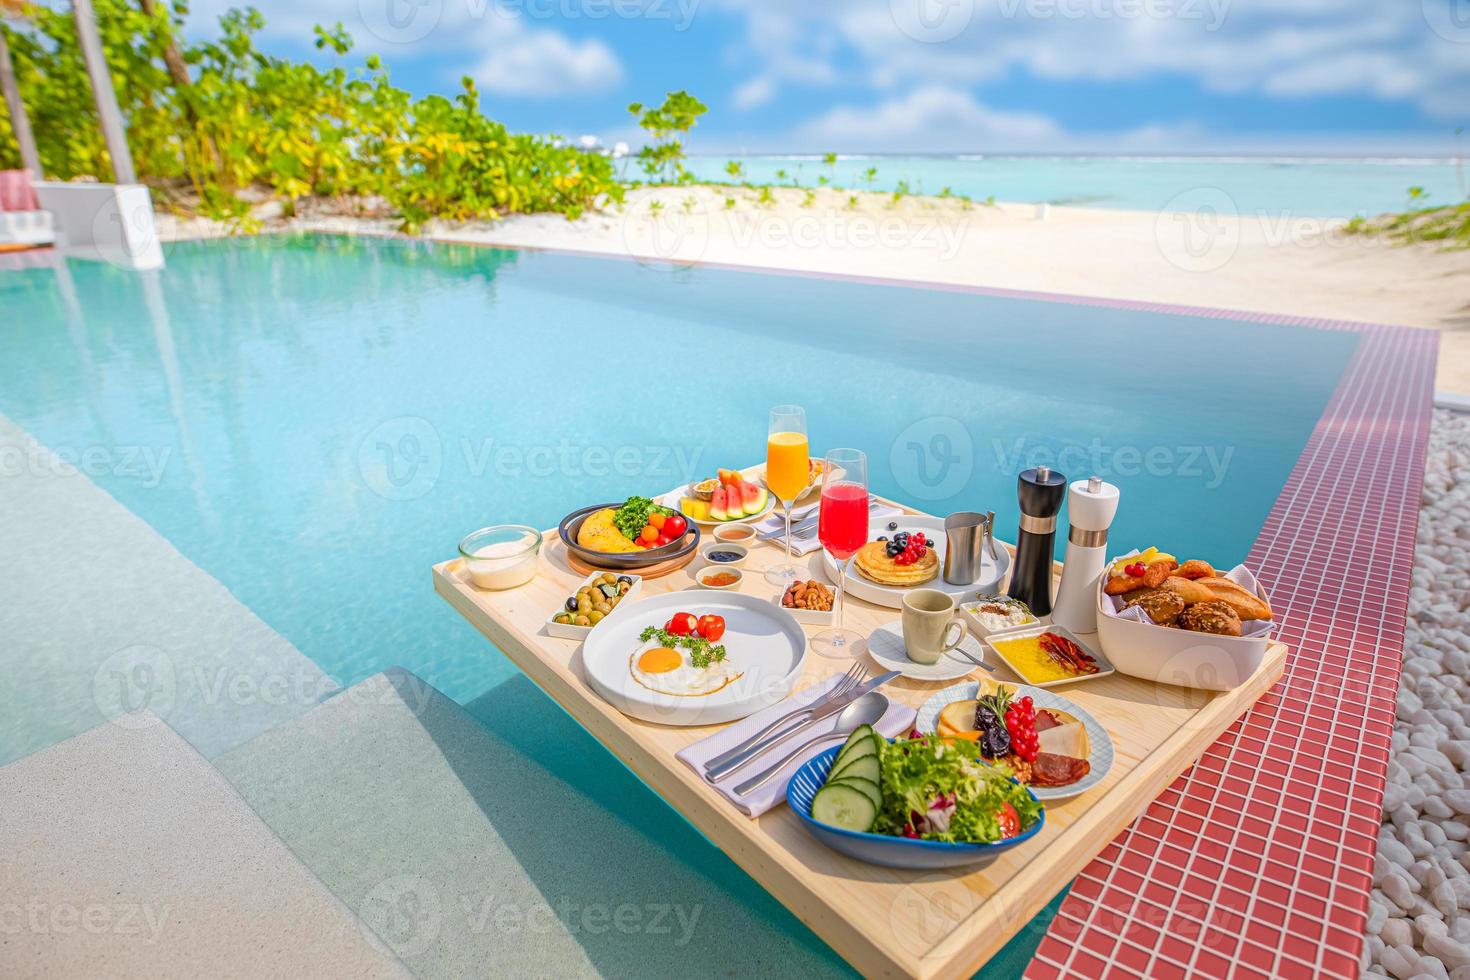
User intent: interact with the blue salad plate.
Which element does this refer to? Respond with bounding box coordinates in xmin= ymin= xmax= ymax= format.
xmin=785 ymin=745 xmax=1045 ymax=870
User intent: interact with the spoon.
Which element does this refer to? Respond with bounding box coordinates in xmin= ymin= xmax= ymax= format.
xmin=732 ymin=692 xmax=889 ymax=797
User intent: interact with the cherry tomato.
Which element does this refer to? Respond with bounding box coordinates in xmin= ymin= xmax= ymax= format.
xmin=654 ymin=533 xmax=671 ymax=547
xmin=666 ymin=612 xmax=698 ymax=636
xmin=662 ymin=514 xmax=687 ymax=539
xmin=696 ymin=614 xmax=726 ymax=642
xmin=648 ymin=512 xmax=667 ymax=531
xmin=997 ymin=802 xmax=1020 ymax=839
xmin=640 ymin=525 xmax=659 ymax=544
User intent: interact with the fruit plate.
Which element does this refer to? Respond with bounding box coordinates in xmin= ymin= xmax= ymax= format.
xmin=580 ymin=591 xmax=808 ymax=726
xmin=750 ymin=460 xmax=831 ymax=505
xmin=915 ymin=681 xmax=1114 ymax=802
xmin=661 ymin=487 xmax=775 ymax=528
xmin=824 ymin=515 xmax=1009 ymax=610
xmin=786 ymin=744 xmax=1045 ymax=869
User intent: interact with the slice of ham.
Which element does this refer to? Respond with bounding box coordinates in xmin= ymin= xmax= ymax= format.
xmin=1029 ymin=752 xmax=1090 ymax=787
xmin=1033 ymin=710 xmax=1063 ymax=733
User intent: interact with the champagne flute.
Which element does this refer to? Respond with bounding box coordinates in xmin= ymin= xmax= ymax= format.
xmin=811 ymin=449 xmax=868 ymax=658
xmin=763 ymin=405 xmax=809 ymax=586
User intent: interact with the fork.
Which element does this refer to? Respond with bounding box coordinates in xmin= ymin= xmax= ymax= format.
xmin=702 ymin=664 xmax=867 ymax=776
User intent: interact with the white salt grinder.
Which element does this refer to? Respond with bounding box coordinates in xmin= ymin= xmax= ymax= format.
xmin=1050 ymin=475 xmax=1120 ymax=636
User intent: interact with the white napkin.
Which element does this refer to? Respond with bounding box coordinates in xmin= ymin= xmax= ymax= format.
xmin=1101 ymin=562 xmax=1275 ymax=638
xmin=754 ymin=502 xmax=906 ymax=556
xmin=676 ymin=673 xmax=915 ymax=818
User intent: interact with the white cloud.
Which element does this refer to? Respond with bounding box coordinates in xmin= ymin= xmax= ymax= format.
xmin=732 ymin=76 xmax=777 ymax=110
xmin=470 ymin=30 xmax=623 ymax=97
xmin=705 ymin=0 xmax=1470 ymax=122
xmin=798 ymin=85 xmax=1062 ymax=150
xmin=183 ymin=0 xmax=624 ymax=99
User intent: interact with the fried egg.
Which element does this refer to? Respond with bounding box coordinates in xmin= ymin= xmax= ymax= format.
xmin=628 ymin=642 xmax=742 ymax=697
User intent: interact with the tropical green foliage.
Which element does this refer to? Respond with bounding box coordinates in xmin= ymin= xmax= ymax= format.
xmin=626 ymin=89 xmax=706 ymax=183
xmin=1346 ymin=200 xmax=1470 ymax=251
xmin=0 ymin=1 xmax=622 ymax=230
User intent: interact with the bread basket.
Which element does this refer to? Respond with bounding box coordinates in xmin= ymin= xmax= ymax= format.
xmin=1093 ymin=562 xmax=1274 ymax=691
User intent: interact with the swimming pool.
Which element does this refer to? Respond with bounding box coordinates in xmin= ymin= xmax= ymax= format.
xmin=0 ymin=233 xmax=1356 ymax=709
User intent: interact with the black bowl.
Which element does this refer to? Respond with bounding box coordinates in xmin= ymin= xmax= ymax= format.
xmin=558 ymin=502 xmax=701 ymax=570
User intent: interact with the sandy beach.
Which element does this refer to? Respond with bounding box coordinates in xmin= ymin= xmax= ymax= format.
xmin=159 ymin=185 xmax=1470 ymax=392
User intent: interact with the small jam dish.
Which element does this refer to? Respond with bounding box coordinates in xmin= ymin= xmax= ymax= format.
xmin=696 ymin=567 xmax=744 ymax=590
xmin=712 ymin=523 xmax=758 ymax=546
xmin=700 ymin=543 xmax=749 ymax=568
xmin=458 ymin=525 xmax=542 ymax=591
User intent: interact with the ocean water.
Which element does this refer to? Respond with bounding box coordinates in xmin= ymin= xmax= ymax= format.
xmin=680 ymin=154 xmax=1466 ymax=218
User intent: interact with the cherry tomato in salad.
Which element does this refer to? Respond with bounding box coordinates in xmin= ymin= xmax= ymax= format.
xmin=997 ymin=802 xmax=1020 ymax=840
xmin=696 ymin=614 xmax=726 ymax=642
xmin=665 ymin=612 xmax=699 ymax=636
xmin=662 ymin=514 xmax=687 ymax=539
xmin=654 ymin=533 xmax=671 ymax=547
xmin=640 ymin=525 xmax=659 ymax=544
xmin=648 ymin=512 xmax=667 ymax=531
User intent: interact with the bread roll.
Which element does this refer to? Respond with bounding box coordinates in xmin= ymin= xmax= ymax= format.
xmin=1196 ymin=576 xmax=1272 ymax=621
xmin=1161 ymin=576 xmax=1214 ymax=605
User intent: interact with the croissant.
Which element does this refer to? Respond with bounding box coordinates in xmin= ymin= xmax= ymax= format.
xmin=1196 ymin=576 xmax=1273 ymax=621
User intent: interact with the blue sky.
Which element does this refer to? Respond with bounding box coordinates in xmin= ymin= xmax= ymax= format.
xmin=186 ymin=0 xmax=1470 ymax=154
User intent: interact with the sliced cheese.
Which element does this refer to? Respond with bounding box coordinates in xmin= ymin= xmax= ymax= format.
xmin=1036 ymin=721 xmax=1089 ymax=760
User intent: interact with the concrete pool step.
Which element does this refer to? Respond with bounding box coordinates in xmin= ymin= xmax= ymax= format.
xmin=213 ymin=668 xmax=850 ymax=979
xmin=0 ymin=413 xmax=341 ymax=767
xmin=0 ymin=712 xmax=410 ymax=979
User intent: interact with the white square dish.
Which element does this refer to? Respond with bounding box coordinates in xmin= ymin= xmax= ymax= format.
xmin=546 ymin=571 xmax=643 ymax=640
xmin=982 ymin=623 xmax=1115 ymax=689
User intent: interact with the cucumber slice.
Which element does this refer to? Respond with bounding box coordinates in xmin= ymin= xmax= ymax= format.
xmin=828 ymin=752 xmax=879 ymax=787
xmin=831 ymin=725 xmax=878 ymax=772
xmin=828 ymin=775 xmax=881 ymax=811
xmin=811 ymin=783 xmax=876 ymax=832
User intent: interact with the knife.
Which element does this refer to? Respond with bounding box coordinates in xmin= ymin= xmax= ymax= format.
xmin=704 ymin=670 xmax=901 ymax=782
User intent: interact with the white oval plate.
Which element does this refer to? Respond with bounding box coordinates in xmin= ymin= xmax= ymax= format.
xmin=866 ymin=620 xmax=992 ymax=682
xmin=581 ymin=591 xmax=808 ymax=726
xmin=661 ymin=488 xmax=776 ymax=528
xmin=825 ymin=515 xmax=1010 ymax=609
xmin=915 ymin=681 xmax=1114 ymax=801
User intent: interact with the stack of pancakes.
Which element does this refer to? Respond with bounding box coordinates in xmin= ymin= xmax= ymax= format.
xmin=853 ymin=541 xmax=939 ymax=587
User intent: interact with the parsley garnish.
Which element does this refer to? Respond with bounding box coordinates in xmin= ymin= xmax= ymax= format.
xmin=638 ymin=624 xmax=727 ymax=669
xmin=613 ymin=496 xmax=674 ymax=541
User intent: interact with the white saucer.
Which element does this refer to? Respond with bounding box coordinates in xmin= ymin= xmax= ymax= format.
xmin=866 ymin=620 xmax=993 ymax=682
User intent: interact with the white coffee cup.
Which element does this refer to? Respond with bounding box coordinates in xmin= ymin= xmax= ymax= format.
xmin=901 ymin=588 xmax=968 ymax=665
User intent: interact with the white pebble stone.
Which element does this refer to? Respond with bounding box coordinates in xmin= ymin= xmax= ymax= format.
xmin=1387 ymin=917 xmax=1416 ymax=946
xmin=1427 ymin=934 xmax=1470 ymax=968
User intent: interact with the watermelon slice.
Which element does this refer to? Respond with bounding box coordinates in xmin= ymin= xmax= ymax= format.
xmin=709 ymin=486 xmax=729 ymax=521
xmin=741 ymin=481 xmax=767 ymax=516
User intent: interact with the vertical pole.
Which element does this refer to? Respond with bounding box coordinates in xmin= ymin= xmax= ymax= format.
xmin=71 ymin=0 xmax=136 ymax=184
xmin=0 ymin=28 xmax=41 ymax=175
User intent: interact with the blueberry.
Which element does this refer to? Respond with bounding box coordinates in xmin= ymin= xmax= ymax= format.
xmin=887 ymin=521 xmax=898 ymax=531
xmin=877 ymin=535 xmax=888 ymax=542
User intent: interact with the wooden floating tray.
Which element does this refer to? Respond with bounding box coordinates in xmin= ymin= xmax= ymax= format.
xmin=433 ymin=494 xmax=1286 ymax=979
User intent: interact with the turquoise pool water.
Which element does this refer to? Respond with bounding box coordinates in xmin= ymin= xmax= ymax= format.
xmin=1 ymin=234 xmax=1355 ymax=703
xmin=0 ymin=234 xmax=1357 ymax=976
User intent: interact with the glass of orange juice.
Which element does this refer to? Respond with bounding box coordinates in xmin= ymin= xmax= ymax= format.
xmin=765 ymin=405 xmax=809 ymax=585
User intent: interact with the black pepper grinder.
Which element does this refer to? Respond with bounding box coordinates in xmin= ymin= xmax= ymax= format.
xmin=1010 ymin=464 xmax=1067 ymax=616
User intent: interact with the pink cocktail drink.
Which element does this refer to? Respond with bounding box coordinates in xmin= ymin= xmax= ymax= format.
xmin=819 ymin=481 xmax=868 ymax=561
